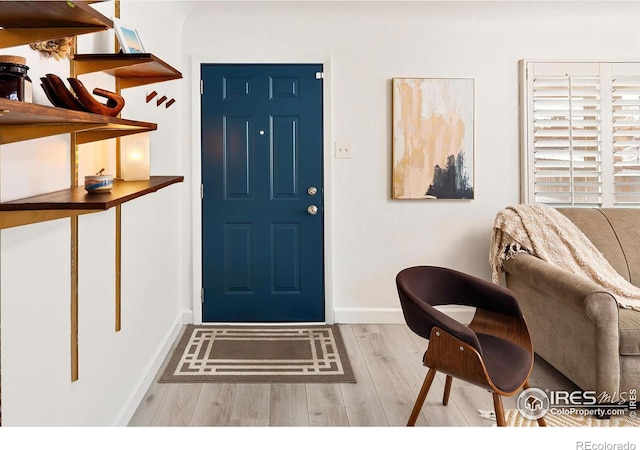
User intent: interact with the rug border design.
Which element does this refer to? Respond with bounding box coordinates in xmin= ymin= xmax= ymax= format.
xmin=158 ymin=324 xmax=356 ymax=383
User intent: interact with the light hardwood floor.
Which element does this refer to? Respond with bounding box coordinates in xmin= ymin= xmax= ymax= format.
xmin=129 ymin=324 xmax=579 ymax=427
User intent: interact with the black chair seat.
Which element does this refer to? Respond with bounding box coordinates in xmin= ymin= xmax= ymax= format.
xmin=477 ymin=333 xmax=532 ymax=393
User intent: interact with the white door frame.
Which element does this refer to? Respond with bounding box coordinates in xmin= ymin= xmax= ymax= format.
xmin=190 ymin=54 xmax=334 ymax=325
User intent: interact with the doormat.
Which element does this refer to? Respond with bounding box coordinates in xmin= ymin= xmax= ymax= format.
xmin=159 ymin=325 xmax=356 ymax=383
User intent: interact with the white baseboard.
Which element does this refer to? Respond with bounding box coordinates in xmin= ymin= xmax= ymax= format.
xmin=114 ymin=315 xmax=184 ymax=426
xmin=333 ymin=305 xmax=475 ymax=325
xmin=183 ymin=306 xmax=475 ymax=326
xmin=334 ymin=307 xmax=405 ymax=323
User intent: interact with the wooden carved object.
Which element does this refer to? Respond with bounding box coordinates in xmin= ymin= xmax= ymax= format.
xmin=67 ymin=78 xmax=125 ymax=117
xmin=42 ymin=74 xmax=88 ymax=112
xmin=40 ymin=77 xmax=67 ymax=108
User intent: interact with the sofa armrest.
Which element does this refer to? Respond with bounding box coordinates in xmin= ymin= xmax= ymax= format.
xmin=503 ymin=254 xmax=614 ymax=315
xmin=502 ymin=253 xmax=620 ymax=396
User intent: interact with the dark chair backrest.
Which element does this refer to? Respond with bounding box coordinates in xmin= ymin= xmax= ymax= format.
xmin=396 ymin=266 xmax=524 ymax=354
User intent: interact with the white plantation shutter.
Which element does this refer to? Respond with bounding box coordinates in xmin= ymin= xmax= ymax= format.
xmin=612 ymin=74 xmax=640 ymax=205
xmin=522 ymin=61 xmax=640 ymax=208
xmin=531 ymin=75 xmax=602 ymax=205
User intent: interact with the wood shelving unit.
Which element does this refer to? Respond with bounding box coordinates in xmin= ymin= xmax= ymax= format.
xmin=0 ymin=1 xmax=112 ymax=50
xmin=0 ymin=0 xmax=184 ymax=394
xmin=74 ymin=53 xmax=183 ymax=89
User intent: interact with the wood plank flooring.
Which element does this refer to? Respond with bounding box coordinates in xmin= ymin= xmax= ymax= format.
xmin=129 ymin=324 xmax=579 ymax=427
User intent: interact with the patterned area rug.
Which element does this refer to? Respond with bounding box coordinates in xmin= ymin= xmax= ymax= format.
xmin=159 ymin=325 xmax=356 ymax=383
xmin=479 ymin=409 xmax=640 ymax=427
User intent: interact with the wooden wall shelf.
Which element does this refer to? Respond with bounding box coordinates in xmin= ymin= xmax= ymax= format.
xmin=0 ymin=0 xmax=184 ymax=391
xmin=0 ymin=176 xmax=184 ymax=229
xmin=0 ymin=98 xmax=157 ymax=145
xmin=0 ymin=1 xmax=111 ymax=49
xmin=74 ymin=54 xmax=183 ymax=89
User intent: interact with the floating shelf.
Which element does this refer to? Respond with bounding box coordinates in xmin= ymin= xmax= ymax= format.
xmin=74 ymin=53 xmax=183 ymax=89
xmin=0 ymin=175 xmax=184 ymax=229
xmin=0 ymin=1 xmax=111 ymax=49
xmin=0 ymin=98 xmax=157 ymax=145
xmin=0 ymin=0 xmax=185 ymax=396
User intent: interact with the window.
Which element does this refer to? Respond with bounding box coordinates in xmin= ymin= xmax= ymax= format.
xmin=520 ymin=60 xmax=640 ymax=207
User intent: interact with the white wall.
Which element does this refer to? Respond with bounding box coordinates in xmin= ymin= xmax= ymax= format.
xmin=0 ymin=1 xmax=190 ymax=426
xmin=1 ymin=0 xmax=640 ymax=427
xmin=180 ymin=1 xmax=640 ymax=323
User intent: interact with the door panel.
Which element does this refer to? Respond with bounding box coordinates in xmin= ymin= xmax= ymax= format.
xmin=272 ymin=223 xmax=300 ymax=293
xmin=224 ymin=223 xmax=254 ymax=293
xmin=223 ymin=117 xmax=252 ymax=199
xmin=271 ymin=116 xmax=298 ymax=198
xmin=201 ymin=64 xmax=324 ymax=322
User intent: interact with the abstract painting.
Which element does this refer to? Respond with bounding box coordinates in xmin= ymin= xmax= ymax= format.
xmin=392 ymin=78 xmax=474 ymax=199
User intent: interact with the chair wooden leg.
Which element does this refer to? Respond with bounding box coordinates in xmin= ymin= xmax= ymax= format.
xmin=407 ymin=368 xmax=436 ymax=426
xmin=442 ymin=375 xmax=453 ymax=405
xmin=492 ymin=393 xmax=506 ymax=426
xmin=536 ymin=415 xmax=547 ymax=427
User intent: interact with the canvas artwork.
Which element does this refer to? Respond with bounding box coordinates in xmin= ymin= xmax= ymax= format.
xmin=392 ymin=78 xmax=475 ymax=199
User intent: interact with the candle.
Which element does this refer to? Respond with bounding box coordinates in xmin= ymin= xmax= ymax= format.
xmin=120 ymin=133 xmax=150 ymax=181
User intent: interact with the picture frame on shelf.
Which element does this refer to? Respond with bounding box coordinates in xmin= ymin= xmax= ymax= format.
xmin=113 ymin=18 xmax=145 ymax=54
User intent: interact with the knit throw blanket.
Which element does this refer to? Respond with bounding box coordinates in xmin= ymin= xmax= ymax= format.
xmin=490 ymin=204 xmax=640 ymax=312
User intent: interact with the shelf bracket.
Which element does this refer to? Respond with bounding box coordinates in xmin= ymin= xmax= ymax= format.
xmin=115 ymin=205 xmax=122 ymax=332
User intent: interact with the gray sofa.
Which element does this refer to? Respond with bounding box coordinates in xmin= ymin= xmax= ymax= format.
xmin=502 ymin=208 xmax=640 ymax=401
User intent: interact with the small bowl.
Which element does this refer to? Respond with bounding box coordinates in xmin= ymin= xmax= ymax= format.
xmin=84 ymin=174 xmax=113 ymax=193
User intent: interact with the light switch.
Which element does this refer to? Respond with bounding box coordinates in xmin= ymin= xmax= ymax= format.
xmin=335 ymin=142 xmax=352 ymax=159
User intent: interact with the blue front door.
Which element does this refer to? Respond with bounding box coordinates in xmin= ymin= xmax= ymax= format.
xmin=201 ymin=64 xmax=324 ymax=322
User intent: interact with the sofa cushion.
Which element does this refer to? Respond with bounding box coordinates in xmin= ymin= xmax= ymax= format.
xmin=557 ymin=208 xmax=631 ymax=283
xmin=620 ymin=307 xmax=640 ymax=356
xmin=598 ymin=209 xmax=640 ymax=288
